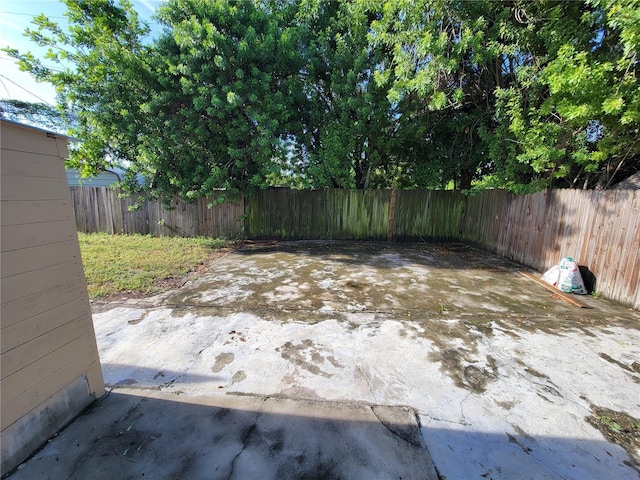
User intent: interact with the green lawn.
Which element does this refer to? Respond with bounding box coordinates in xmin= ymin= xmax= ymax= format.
xmin=77 ymin=233 xmax=229 ymax=298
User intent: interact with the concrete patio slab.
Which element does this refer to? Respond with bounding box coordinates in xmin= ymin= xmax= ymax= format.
xmin=9 ymin=241 xmax=640 ymax=479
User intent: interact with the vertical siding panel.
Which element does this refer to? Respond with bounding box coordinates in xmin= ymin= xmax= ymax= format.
xmin=623 ymin=192 xmax=639 ymax=305
xmin=591 ymin=191 xmax=612 ymax=292
xmin=1 ymin=121 xmax=104 ymax=473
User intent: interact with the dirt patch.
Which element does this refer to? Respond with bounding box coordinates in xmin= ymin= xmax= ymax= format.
xmin=586 ymin=405 xmax=640 ymax=471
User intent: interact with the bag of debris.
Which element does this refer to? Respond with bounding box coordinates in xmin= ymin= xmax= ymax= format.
xmin=541 ymin=257 xmax=587 ymax=294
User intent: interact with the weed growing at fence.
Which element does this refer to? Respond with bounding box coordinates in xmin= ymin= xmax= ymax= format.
xmin=77 ymin=233 xmax=228 ymax=298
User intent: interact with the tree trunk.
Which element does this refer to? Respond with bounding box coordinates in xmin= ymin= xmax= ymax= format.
xmin=354 ymin=159 xmax=366 ymax=190
xmin=459 ymin=167 xmax=473 ymax=190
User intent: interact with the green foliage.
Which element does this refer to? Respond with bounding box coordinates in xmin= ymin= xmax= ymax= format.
xmin=141 ymin=0 xmax=308 ymax=199
xmin=295 ymin=1 xmax=409 ymax=189
xmin=489 ymin=0 xmax=640 ymax=189
xmin=0 ymin=99 xmax=76 ymax=133
xmin=4 ymin=0 xmax=152 ymax=179
xmin=5 ymin=0 xmax=638 ymax=195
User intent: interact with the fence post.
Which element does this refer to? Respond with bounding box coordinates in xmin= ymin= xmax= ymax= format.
xmin=387 ymin=188 xmax=397 ymax=242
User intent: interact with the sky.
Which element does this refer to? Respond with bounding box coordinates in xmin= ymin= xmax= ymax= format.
xmin=0 ymin=0 xmax=164 ymax=105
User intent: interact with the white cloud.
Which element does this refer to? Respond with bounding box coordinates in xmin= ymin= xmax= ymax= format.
xmin=138 ymin=0 xmax=158 ymax=15
xmin=0 ymin=50 xmax=57 ymax=104
xmin=0 ymin=17 xmax=25 ymax=34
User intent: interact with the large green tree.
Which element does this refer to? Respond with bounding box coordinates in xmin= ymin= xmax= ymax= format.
xmin=369 ymin=0 xmax=639 ymax=191
xmin=6 ymin=0 xmax=638 ymax=195
xmin=139 ymin=0 xmax=308 ymax=198
xmin=295 ymin=1 xmax=405 ymax=190
xmin=368 ymin=0 xmax=516 ymax=189
xmin=6 ymin=0 xmax=307 ymax=199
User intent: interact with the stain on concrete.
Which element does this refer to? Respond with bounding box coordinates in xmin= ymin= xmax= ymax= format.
xmin=496 ymin=400 xmax=518 ymax=410
xmin=512 ymin=425 xmax=536 ymax=444
xmin=276 ymin=339 xmax=341 ymax=378
xmin=232 ymin=370 xmax=247 ymax=384
xmin=506 ymin=432 xmax=533 ymax=454
xmin=516 ymin=359 xmax=550 ymax=381
xmin=114 ymin=378 xmax=138 ymax=386
xmin=163 ymin=243 xmax=638 ymax=354
xmin=278 ymin=385 xmax=324 ymax=400
xmin=225 ymin=330 xmax=247 ymax=344
xmin=87 ymin=242 xmax=640 ymax=480
xmin=211 ymin=353 xmax=234 ymax=373
xmin=428 ymin=348 xmax=498 ymax=393
xmin=101 ymin=242 xmax=640 ymax=417
xmin=599 ymin=352 xmax=640 ymax=383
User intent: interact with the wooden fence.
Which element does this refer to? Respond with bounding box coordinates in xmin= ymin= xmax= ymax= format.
xmin=69 ymin=186 xmax=639 ymax=309
xmin=462 ymin=188 xmax=639 ymax=311
xmin=70 ymin=187 xmax=244 ymax=238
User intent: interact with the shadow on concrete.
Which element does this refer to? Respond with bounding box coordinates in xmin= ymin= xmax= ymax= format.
xmin=8 ymin=389 xmax=638 ymax=480
xmin=7 ymin=389 xmax=439 ymax=480
xmin=235 ymin=240 xmax=524 ymax=272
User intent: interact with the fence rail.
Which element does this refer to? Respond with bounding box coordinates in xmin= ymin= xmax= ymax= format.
xmin=69 ymin=186 xmax=639 ymax=310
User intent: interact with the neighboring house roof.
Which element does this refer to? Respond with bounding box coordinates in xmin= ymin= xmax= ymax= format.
xmin=0 ymin=118 xmax=79 ymax=142
xmin=66 ymin=168 xmax=121 ymax=187
xmin=612 ymin=172 xmax=640 ymax=190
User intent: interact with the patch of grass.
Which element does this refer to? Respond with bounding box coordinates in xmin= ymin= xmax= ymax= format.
xmin=78 ymin=233 xmax=229 ymax=298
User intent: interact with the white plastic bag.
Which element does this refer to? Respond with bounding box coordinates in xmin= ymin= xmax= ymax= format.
xmin=541 ymin=265 xmax=560 ymax=287
xmin=557 ymin=257 xmax=587 ymax=294
xmin=541 ymin=257 xmax=587 ymax=294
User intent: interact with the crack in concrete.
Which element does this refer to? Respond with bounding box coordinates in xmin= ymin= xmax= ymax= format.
xmin=419 ymin=412 xmax=470 ymax=427
xmin=508 ymin=435 xmax=572 ymax=480
xmin=226 ymin=424 xmax=257 ymax=480
xmin=370 ymin=406 xmax=424 ymax=448
xmin=225 ymin=397 xmax=266 ymax=480
xmin=153 ymin=333 xmax=222 ymax=392
xmin=459 ymin=391 xmax=472 ymax=426
xmin=355 ymin=364 xmax=378 ymax=404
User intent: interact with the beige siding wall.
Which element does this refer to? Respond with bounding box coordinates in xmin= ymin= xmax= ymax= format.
xmin=1 ymin=120 xmax=105 ymax=475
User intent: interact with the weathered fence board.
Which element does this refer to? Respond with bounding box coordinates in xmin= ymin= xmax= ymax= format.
xmin=394 ymin=190 xmax=467 ymax=241
xmin=70 ymin=187 xmax=244 ymax=238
